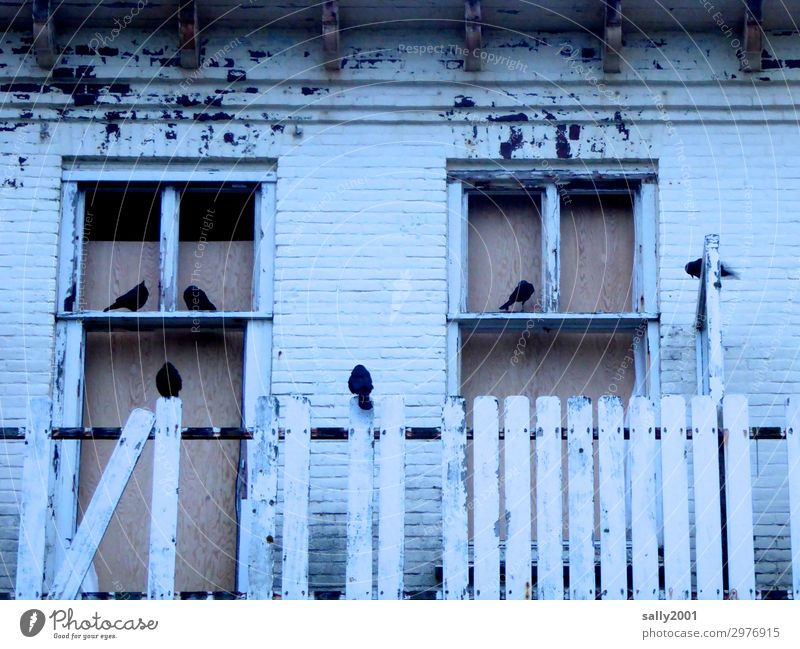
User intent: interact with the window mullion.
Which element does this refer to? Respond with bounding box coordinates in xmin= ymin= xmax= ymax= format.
xmin=159 ymin=186 xmax=180 ymax=312
xmin=252 ymin=181 xmax=276 ymax=313
xmin=541 ymin=183 xmax=560 ymax=312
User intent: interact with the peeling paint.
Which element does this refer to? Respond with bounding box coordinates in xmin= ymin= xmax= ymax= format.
xmin=454 ymin=95 xmax=475 ymax=108
xmin=488 ymin=113 xmax=528 ymax=122
xmin=499 ymin=126 xmax=524 ymax=159
xmin=555 ymin=124 xmax=571 ymax=159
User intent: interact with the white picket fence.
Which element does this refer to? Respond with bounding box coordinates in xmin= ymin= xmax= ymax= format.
xmin=15 ymin=393 xmax=800 ymax=600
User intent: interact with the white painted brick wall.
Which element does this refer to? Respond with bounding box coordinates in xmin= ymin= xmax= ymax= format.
xmin=1 ymin=24 xmax=799 ymax=594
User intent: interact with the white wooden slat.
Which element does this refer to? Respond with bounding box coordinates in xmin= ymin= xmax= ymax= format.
xmin=723 ymin=394 xmax=755 ymax=599
xmin=567 ymin=396 xmax=595 ymax=600
xmin=786 ymin=396 xmax=800 ymax=601
xmin=246 ymin=396 xmax=279 ymax=600
xmin=252 ymin=181 xmax=276 ymax=312
xmin=630 ymin=396 xmax=659 ymax=599
xmin=703 ymin=234 xmax=725 ymax=407
xmin=15 ymin=397 xmax=52 ymax=600
xmin=159 ymin=186 xmax=180 ymax=311
xmin=345 ymin=397 xmax=376 ymax=599
xmin=49 ymin=408 xmax=155 ymax=600
xmin=441 ymin=396 xmax=468 ymax=600
xmin=63 ymin=168 xmax=278 ymax=183
xmin=598 ymin=396 xmax=627 ymax=600
xmin=536 ymin=396 xmax=563 ymax=600
xmin=691 ymin=395 xmax=724 ymax=599
xmin=660 ymin=395 xmax=691 ymax=600
xmin=147 ymin=397 xmax=182 ymax=600
xmin=541 ymin=184 xmax=560 ymax=311
xmin=378 ymin=396 xmax=405 ymax=600
xmin=473 ymin=396 xmax=500 ymax=600
xmin=504 ymin=396 xmax=532 ymax=600
xmin=281 ymin=395 xmax=312 ymax=599
xmin=446 ymin=180 xmax=464 ymax=317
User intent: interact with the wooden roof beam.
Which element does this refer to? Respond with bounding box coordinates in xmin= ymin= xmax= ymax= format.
xmin=742 ymin=0 xmax=763 ymax=72
xmin=179 ymin=1 xmax=200 ymax=69
xmin=465 ymin=0 xmax=482 ymax=71
xmin=323 ymin=1 xmax=340 ymax=71
xmin=603 ymin=0 xmax=622 ymax=73
xmin=32 ymin=0 xmax=57 ymax=68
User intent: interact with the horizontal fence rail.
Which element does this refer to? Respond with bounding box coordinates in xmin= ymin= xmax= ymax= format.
xmin=12 ymin=393 xmax=800 ymax=600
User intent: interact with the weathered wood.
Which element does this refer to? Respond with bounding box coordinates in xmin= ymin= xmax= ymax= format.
xmin=742 ymin=0 xmax=762 ymax=72
xmin=377 ymin=396 xmax=405 ymax=600
xmin=660 ymin=395 xmax=691 ymax=600
xmin=15 ymin=397 xmax=52 ymax=600
xmin=281 ymin=396 xmax=311 ymax=599
xmin=345 ymin=397 xmax=375 ymax=599
xmin=464 ymin=0 xmax=482 ymax=71
xmin=691 ymin=395 xmax=724 ymax=599
xmin=32 ymin=0 xmax=56 ymax=68
xmin=567 ymin=396 xmax=594 ymax=600
xmin=159 ymin=186 xmax=180 ymax=311
xmin=473 ymin=396 xmax=500 ymax=599
xmin=598 ymin=396 xmax=626 ymax=599
xmin=246 ymin=396 xmax=279 ymax=600
xmin=723 ymin=394 xmax=755 ymax=599
xmin=703 ymin=234 xmax=725 ymax=408
xmin=541 ymin=184 xmax=560 ymax=311
xmin=630 ymin=396 xmax=658 ymax=599
xmin=504 ymin=396 xmax=532 ymax=600
xmin=49 ymin=408 xmax=154 ymax=600
xmin=253 ymin=181 xmax=276 ymax=312
xmin=322 ymin=1 xmax=340 ymax=71
xmin=441 ymin=396 xmax=468 ymax=599
xmin=147 ymin=397 xmax=183 ymax=600
xmin=178 ymin=1 xmax=200 ymax=69
xmin=786 ymin=396 xmax=800 ymax=601
xmin=536 ymin=396 xmax=563 ymax=600
xmin=603 ymin=0 xmax=622 ymax=73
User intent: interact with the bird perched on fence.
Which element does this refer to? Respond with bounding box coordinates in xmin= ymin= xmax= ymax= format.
xmin=348 ymin=364 xmax=374 ymax=411
xmin=684 ymin=258 xmax=739 ymax=279
xmin=156 ymin=362 xmax=182 ymax=398
xmin=183 ymin=285 xmax=217 ymax=311
xmin=499 ymin=280 xmax=535 ymax=311
xmin=103 ymin=281 xmax=149 ymax=312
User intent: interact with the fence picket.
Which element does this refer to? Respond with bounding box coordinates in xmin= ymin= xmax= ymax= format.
xmin=567 ymin=396 xmax=594 ymax=600
xmin=441 ymin=396 xmax=468 ymax=599
xmin=282 ymin=395 xmax=311 ymax=599
xmin=660 ymin=395 xmax=691 ymax=600
xmin=536 ymin=396 xmax=563 ymax=600
xmin=630 ymin=396 xmax=659 ymax=599
xmin=378 ymin=396 xmax=405 ymax=600
xmin=723 ymin=395 xmax=755 ymax=599
xmin=598 ymin=396 xmax=626 ymax=600
xmin=504 ymin=396 xmax=532 ymax=600
xmin=691 ymin=395 xmax=723 ymax=599
xmin=473 ymin=396 xmax=500 ymax=600
xmin=147 ymin=397 xmax=182 ymax=600
xmin=346 ymin=397 xmax=375 ymax=599
xmin=247 ymin=396 xmax=280 ymax=600
xmin=785 ymin=396 xmax=800 ymax=600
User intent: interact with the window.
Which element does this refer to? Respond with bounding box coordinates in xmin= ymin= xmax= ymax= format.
xmin=52 ymin=168 xmax=275 ymax=593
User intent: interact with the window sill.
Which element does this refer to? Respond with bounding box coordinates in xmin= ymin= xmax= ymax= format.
xmin=57 ymin=311 xmax=272 ymax=330
xmin=450 ymin=312 xmax=657 ymax=333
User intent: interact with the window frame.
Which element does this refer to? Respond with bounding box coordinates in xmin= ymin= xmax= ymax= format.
xmin=446 ymin=166 xmax=660 ymax=404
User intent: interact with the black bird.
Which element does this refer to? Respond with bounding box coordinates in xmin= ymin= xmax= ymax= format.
xmin=684 ymin=258 xmax=739 ymax=279
xmin=155 ymin=362 xmax=182 ymax=398
xmin=348 ymin=364 xmax=374 ymax=411
xmin=103 ymin=281 xmax=149 ymax=312
xmin=499 ymin=280 xmax=535 ymax=311
xmin=183 ymin=285 xmax=217 ymax=311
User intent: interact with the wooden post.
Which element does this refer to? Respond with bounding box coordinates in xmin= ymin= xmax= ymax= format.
xmin=345 ymin=397 xmax=375 ymax=599
xmin=504 ymin=396 xmax=532 ymax=600
xmin=603 ymin=0 xmax=622 ymax=73
xmin=742 ymin=0 xmax=762 ymax=72
xmin=441 ymin=396 xmax=468 ymax=600
xmin=541 ymin=184 xmax=560 ymax=312
xmin=473 ymin=396 xmax=500 ymax=599
xmin=32 ymin=0 xmax=56 ymax=68
xmin=567 ymin=396 xmax=594 ymax=600
xmin=159 ymin=186 xmax=180 ymax=312
xmin=49 ymin=408 xmax=154 ymax=600
xmin=178 ymin=1 xmax=200 ymax=69
xmin=703 ymin=234 xmax=724 ymax=409
xmin=536 ymin=396 xmax=563 ymax=600
xmin=147 ymin=397 xmax=182 ymax=600
xmin=322 ymin=1 xmax=340 ymax=71
xmin=598 ymin=396 xmax=626 ymax=599
xmin=464 ymin=1 xmax=482 ymax=71
xmin=246 ymin=396 xmax=279 ymax=600
xmin=15 ymin=397 xmax=52 ymax=599
xmin=281 ymin=396 xmax=311 ymax=599
xmin=377 ymin=396 xmax=405 ymax=600
xmin=630 ymin=396 xmax=658 ymax=599
xmin=786 ymin=396 xmax=800 ymax=601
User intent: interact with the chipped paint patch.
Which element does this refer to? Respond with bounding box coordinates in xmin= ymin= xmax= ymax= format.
xmin=499 ymin=126 xmax=524 ymax=159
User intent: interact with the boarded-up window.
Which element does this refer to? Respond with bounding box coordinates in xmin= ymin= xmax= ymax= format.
xmin=467 ymin=193 xmax=542 ymax=312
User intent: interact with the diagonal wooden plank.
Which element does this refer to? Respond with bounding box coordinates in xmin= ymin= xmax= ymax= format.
xmin=378 ymin=396 xmax=405 ymax=600
xmin=441 ymin=396 xmax=468 ymax=600
xmin=568 ymin=396 xmax=594 ymax=600
xmin=48 ymin=408 xmax=154 ymax=600
xmin=246 ymin=396 xmax=279 ymax=600
xmin=630 ymin=396 xmax=659 ymax=599
xmin=346 ymin=397 xmax=375 ymax=599
xmin=473 ymin=396 xmax=500 ymax=599
xmin=504 ymin=396 xmax=532 ymax=600
xmin=536 ymin=396 xmax=563 ymax=600
xmin=598 ymin=395 xmax=626 ymax=600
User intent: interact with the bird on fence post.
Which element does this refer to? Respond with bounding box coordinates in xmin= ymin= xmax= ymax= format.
xmin=684 ymin=258 xmax=739 ymax=279
xmin=348 ymin=365 xmax=374 ymax=410
xmin=156 ymin=362 xmax=182 ymax=398
xmin=499 ymin=280 xmax=535 ymax=311
xmin=103 ymin=281 xmax=149 ymax=312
